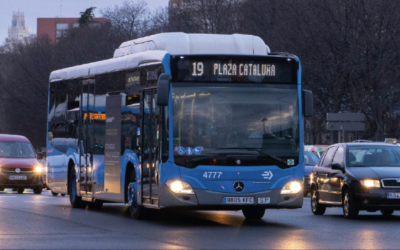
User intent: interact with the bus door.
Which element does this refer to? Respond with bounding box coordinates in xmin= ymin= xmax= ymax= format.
xmin=80 ymin=79 xmax=95 ymax=197
xmin=141 ymin=88 xmax=160 ymax=205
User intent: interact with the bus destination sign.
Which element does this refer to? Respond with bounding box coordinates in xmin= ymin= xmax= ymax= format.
xmin=172 ymin=56 xmax=295 ymax=83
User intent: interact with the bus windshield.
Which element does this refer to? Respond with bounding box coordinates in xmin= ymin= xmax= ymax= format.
xmin=172 ymin=83 xmax=299 ymax=168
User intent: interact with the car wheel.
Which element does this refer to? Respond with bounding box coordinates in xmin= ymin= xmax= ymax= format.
xmin=33 ymin=187 xmax=42 ymax=195
xmin=303 ymin=191 xmax=309 ymax=197
xmin=69 ymin=167 xmax=86 ymax=208
xmin=128 ymin=172 xmax=148 ymax=220
xmin=311 ymin=187 xmax=326 ymax=215
xmin=242 ymin=207 xmax=266 ymax=220
xmin=381 ymin=210 xmax=394 ymax=216
xmin=343 ymin=190 xmax=359 ymax=219
xmin=0 ymin=188 xmax=4 ymax=191
xmin=17 ymin=188 xmax=24 ymax=194
xmin=61 ymin=194 xmax=66 ymax=196
xmin=51 ymin=191 xmax=59 ymax=196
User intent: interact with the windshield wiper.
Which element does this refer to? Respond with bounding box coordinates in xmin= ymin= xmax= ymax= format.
xmin=219 ymin=148 xmax=287 ymax=165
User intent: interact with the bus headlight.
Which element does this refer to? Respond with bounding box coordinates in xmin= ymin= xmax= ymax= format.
xmin=166 ymin=180 xmax=194 ymax=194
xmin=281 ymin=181 xmax=303 ymax=194
xmin=35 ymin=166 xmax=43 ymax=173
xmin=361 ymin=179 xmax=380 ymax=188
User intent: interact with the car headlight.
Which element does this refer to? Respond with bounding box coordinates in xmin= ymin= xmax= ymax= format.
xmin=35 ymin=166 xmax=43 ymax=173
xmin=281 ymin=181 xmax=303 ymax=194
xmin=361 ymin=179 xmax=380 ymax=188
xmin=166 ymin=180 xmax=194 ymax=194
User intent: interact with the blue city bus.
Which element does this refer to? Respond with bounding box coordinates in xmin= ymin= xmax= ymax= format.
xmin=46 ymin=33 xmax=313 ymax=220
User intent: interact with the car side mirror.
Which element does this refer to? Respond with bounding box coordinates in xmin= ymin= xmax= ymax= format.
xmin=332 ymin=163 xmax=345 ymax=172
xmin=37 ymin=152 xmax=44 ymax=160
xmin=302 ymin=89 xmax=313 ymax=117
xmin=156 ymin=73 xmax=171 ymax=106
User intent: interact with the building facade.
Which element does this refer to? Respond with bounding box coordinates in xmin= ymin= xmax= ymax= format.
xmin=8 ymin=11 xmax=32 ymax=41
xmin=37 ymin=17 xmax=108 ymax=43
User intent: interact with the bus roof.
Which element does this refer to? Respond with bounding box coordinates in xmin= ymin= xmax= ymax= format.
xmin=113 ymin=32 xmax=270 ymax=58
xmin=49 ymin=33 xmax=270 ymax=82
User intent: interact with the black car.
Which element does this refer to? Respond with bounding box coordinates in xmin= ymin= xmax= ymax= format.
xmin=310 ymin=142 xmax=400 ymax=219
xmin=303 ymin=151 xmax=320 ymax=196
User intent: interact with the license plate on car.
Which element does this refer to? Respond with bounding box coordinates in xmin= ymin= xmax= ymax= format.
xmin=258 ymin=197 xmax=271 ymax=204
xmin=387 ymin=192 xmax=400 ymax=199
xmin=9 ymin=175 xmax=27 ymax=180
xmin=224 ymin=197 xmax=254 ymax=204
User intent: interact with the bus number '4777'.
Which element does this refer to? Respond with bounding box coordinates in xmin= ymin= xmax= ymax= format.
xmin=203 ymin=172 xmax=223 ymax=179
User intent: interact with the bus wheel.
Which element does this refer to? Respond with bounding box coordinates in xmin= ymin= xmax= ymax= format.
xmin=69 ymin=167 xmax=86 ymax=208
xmin=242 ymin=207 xmax=265 ymax=220
xmin=33 ymin=187 xmax=42 ymax=195
xmin=381 ymin=210 xmax=394 ymax=216
xmin=51 ymin=191 xmax=59 ymax=196
xmin=128 ymin=182 xmax=147 ymax=220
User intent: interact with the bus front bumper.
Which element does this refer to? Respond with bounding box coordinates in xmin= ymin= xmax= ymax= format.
xmin=158 ymin=183 xmax=303 ymax=209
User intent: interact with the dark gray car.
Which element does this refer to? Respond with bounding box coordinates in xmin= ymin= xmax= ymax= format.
xmin=310 ymin=142 xmax=400 ymax=219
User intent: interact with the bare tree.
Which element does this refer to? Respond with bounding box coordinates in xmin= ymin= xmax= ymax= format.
xmin=100 ymin=0 xmax=149 ymax=40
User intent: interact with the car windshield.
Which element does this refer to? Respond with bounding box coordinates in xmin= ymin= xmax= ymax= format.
xmin=0 ymin=141 xmax=35 ymax=158
xmin=304 ymin=151 xmax=319 ymax=165
xmin=172 ymin=83 xmax=299 ymax=167
xmin=348 ymin=145 xmax=400 ymax=167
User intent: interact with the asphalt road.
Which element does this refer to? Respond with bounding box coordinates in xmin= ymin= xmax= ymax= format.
xmin=0 ymin=189 xmax=399 ymax=249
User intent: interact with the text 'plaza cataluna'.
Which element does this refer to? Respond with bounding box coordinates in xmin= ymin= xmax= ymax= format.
xmin=213 ymin=63 xmax=276 ymax=76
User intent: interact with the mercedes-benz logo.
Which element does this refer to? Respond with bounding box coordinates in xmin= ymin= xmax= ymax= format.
xmin=234 ymin=181 xmax=245 ymax=192
xmin=15 ymin=168 xmax=21 ymax=174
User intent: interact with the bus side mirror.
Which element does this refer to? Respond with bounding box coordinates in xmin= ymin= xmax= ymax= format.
xmin=302 ymin=89 xmax=313 ymax=117
xmin=157 ymin=74 xmax=171 ymax=106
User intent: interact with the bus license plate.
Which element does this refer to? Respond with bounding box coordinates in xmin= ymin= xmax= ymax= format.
xmin=9 ymin=175 xmax=27 ymax=180
xmin=387 ymin=192 xmax=400 ymax=199
xmin=258 ymin=197 xmax=271 ymax=204
xmin=224 ymin=197 xmax=254 ymax=204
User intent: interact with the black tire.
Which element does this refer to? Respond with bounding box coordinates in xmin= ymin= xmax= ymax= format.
xmin=303 ymin=191 xmax=309 ymax=197
xmin=17 ymin=188 xmax=24 ymax=194
xmin=242 ymin=207 xmax=265 ymax=220
xmin=51 ymin=191 xmax=59 ymax=196
xmin=0 ymin=188 xmax=4 ymax=191
xmin=88 ymin=201 xmax=103 ymax=210
xmin=128 ymin=171 xmax=148 ymax=220
xmin=343 ymin=190 xmax=359 ymax=219
xmin=69 ymin=166 xmax=86 ymax=208
xmin=311 ymin=187 xmax=326 ymax=215
xmin=381 ymin=210 xmax=394 ymax=216
xmin=61 ymin=194 xmax=66 ymax=197
xmin=33 ymin=187 xmax=42 ymax=195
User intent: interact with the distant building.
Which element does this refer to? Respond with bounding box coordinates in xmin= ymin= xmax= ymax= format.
xmin=8 ymin=11 xmax=32 ymax=41
xmin=37 ymin=17 xmax=108 ymax=43
xmin=169 ymin=0 xmax=183 ymax=9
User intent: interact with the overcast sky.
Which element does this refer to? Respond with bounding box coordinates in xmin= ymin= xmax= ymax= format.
xmin=0 ymin=0 xmax=169 ymax=43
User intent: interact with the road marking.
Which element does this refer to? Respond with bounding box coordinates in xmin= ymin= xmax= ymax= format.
xmin=24 ymin=201 xmax=47 ymax=203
